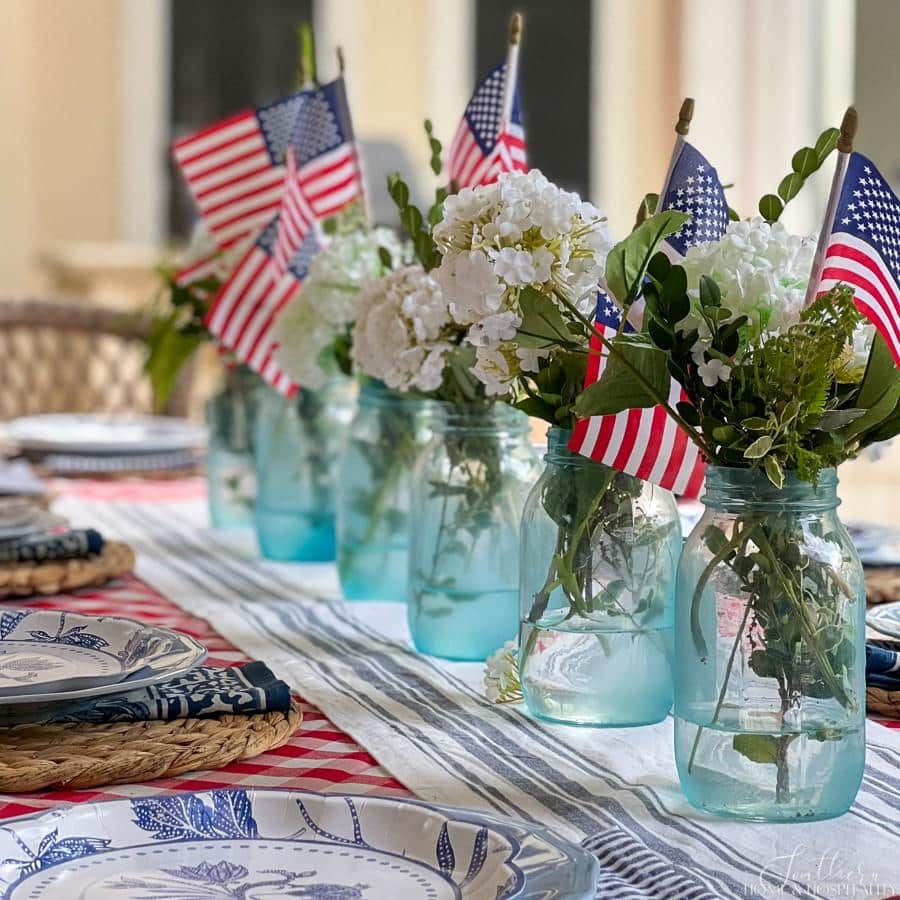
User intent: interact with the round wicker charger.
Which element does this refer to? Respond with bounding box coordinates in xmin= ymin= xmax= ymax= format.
xmin=0 ymin=702 xmax=302 ymax=792
xmin=867 ymin=686 xmax=900 ymax=719
xmin=0 ymin=540 xmax=134 ymax=598
xmin=865 ymin=567 xmax=900 ymax=606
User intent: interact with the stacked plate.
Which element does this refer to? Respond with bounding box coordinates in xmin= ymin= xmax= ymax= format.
xmin=3 ymin=413 xmax=207 ymax=475
xmin=0 ymin=498 xmax=65 ymax=544
xmin=0 ymin=609 xmax=206 ymax=707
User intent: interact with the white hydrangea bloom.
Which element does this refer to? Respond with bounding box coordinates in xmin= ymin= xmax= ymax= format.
xmin=272 ymin=228 xmax=404 ymax=388
xmin=351 ymin=265 xmax=457 ymax=393
xmin=680 ymin=217 xmax=816 ymax=349
xmin=433 ymin=169 xmax=613 ymax=347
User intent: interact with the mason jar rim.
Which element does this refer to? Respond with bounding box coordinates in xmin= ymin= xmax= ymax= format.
xmin=702 ymin=464 xmax=840 ymax=512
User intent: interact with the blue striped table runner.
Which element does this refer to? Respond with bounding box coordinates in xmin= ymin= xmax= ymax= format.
xmin=62 ymin=495 xmax=900 ymax=899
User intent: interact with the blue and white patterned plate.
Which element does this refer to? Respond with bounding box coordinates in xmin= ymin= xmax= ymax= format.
xmin=0 ymin=610 xmax=206 ymax=703
xmin=0 ymin=788 xmax=600 ymax=898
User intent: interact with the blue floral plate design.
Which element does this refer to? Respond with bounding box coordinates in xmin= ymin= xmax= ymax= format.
xmin=0 ymin=788 xmax=600 ymax=898
xmin=0 ymin=610 xmax=206 ymax=704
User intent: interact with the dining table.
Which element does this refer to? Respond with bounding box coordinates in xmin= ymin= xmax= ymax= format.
xmin=2 ymin=474 xmax=898 ymax=900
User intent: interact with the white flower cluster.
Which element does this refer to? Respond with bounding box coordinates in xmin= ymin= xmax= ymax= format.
xmin=352 ymin=264 xmax=458 ymax=393
xmin=432 ymin=169 xmax=613 ymax=395
xmin=273 ymin=228 xmax=404 ymax=389
xmin=679 ymin=217 xmax=817 ymax=385
xmin=483 ymin=640 xmax=522 ymax=704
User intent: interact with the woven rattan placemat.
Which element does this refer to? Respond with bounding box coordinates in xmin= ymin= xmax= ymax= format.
xmin=0 ymin=702 xmax=302 ymax=792
xmin=866 ymin=567 xmax=900 ymax=605
xmin=0 ymin=540 xmax=134 ymax=598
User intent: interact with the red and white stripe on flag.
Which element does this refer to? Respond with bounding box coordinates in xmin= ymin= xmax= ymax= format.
xmin=205 ymin=243 xmax=299 ymax=397
xmin=818 ymin=233 xmax=900 ymax=367
xmin=448 ymin=121 xmax=527 ymax=190
xmin=271 ymin=149 xmax=318 ymax=281
xmin=568 ymin=327 xmax=706 ymax=499
xmin=172 ymin=111 xmax=286 ymax=253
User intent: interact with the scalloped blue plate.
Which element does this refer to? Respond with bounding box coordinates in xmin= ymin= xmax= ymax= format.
xmin=0 ymin=788 xmax=600 ymax=898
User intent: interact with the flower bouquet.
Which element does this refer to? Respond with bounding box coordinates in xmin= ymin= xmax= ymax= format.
xmin=432 ymin=168 xmax=683 ymax=723
xmin=578 ymin=110 xmax=900 ymax=819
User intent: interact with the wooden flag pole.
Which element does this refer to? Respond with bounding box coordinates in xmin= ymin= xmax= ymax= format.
xmin=803 ymin=105 xmax=858 ymax=307
xmin=499 ymin=12 xmax=523 ymax=129
xmin=296 ymin=21 xmax=317 ymax=89
xmin=658 ymin=97 xmax=694 ymax=204
xmin=335 ymin=46 xmax=373 ymax=228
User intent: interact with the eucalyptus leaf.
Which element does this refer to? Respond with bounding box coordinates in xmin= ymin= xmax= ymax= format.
xmin=604 ymin=211 xmax=689 ymax=309
xmin=814 ymin=127 xmax=840 ymax=161
xmin=791 ymin=147 xmax=819 ymax=177
xmin=777 ymin=172 xmax=805 ymax=204
xmin=758 ymin=194 xmax=784 ymax=223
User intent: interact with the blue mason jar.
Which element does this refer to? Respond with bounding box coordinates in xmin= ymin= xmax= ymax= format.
xmin=206 ymin=365 xmax=261 ymax=529
xmin=407 ymin=403 xmax=540 ymax=661
xmin=336 ymin=380 xmax=431 ymax=601
xmin=519 ymin=427 xmax=681 ymax=726
xmin=674 ymin=466 xmax=865 ymax=821
xmin=253 ymin=379 xmax=356 ymax=561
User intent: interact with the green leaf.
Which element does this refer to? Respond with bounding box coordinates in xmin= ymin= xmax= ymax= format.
xmin=517 ymin=287 xmax=575 ymax=349
xmin=698 ymin=275 xmax=721 ymax=309
xmin=732 ymin=734 xmax=780 ymax=765
xmin=817 ymin=408 xmax=867 ymax=431
xmin=574 ymin=334 xmax=669 ymax=416
xmin=758 ymin=194 xmax=784 ymax=222
xmin=377 ymin=246 xmax=393 ymax=271
xmin=777 ymin=172 xmax=805 ymax=204
xmin=648 ymin=318 xmax=673 ymax=350
xmin=604 ymin=211 xmax=690 ymax=308
xmin=744 ymin=435 xmax=774 ymax=459
xmin=386 ymin=173 xmax=409 ymax=208
xmin=857 ymin=332 xmax=898 ymax=409
xmin=144 ymin=314 xmax=205 ymax=411
xmin=814 ymin=127 xmax=840 ymax=161
xmin=791 ymin=146 xmax=819 ymax=177
xmin=838 ymin=381 xmax=900 ymax=441
xmin=514 ymin=396 xmax=557 ymax=423
xmin=764 ymin=455 xmax=784 ymax=488
xmin=741 ymin=416 xmax=769 ymax=430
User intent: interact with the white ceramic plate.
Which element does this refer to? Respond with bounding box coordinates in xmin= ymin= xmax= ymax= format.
xmin=0 ymin=610 xmax=206 ymax=702
xmin=5 ymin=414 xmax=207 ymax=455
xmin=0 ymin=789 xmax=600 ymax=899
xmin=867 ymin=602 xmax=900 ymax=640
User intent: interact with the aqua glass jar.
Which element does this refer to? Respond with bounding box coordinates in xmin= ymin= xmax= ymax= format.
xmin=253 ymin=379 xmax=356 ymax=561
xmin=674 ymin=466 xmax=865 ymax=822
xmin=206 ymin=365 xmax=261 ymax=529
xmin=519 ymin=427 xmax=681 ymax=726
xmin=408 ymin=404 xmax=540 ymax=661
xmin=336 ymin=380 xmax=431 ymax=601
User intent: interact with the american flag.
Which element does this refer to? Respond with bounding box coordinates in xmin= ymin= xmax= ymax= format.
xmin=568 ymin=295 xmax=706 ymax=497
xmin=447 ymin=62 xmax=526 ymax=189
xmin=172 ymin=90 xmax=311 ymax=253
xmin=568 ymin=140 xmax=727 ymax=497
xmin=659 ymin=141 xmax=730 ymax=258
xmin=271 ymin=77 xmax=363 ymax=280
xmin=815 ymin=151 xmax=900 ymax=366
xmin=205 ymin=217 xmax=318 ymax=396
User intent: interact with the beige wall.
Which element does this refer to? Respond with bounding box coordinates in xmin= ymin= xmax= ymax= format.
xmin=0 ymin=0 xmax=120 ymax=294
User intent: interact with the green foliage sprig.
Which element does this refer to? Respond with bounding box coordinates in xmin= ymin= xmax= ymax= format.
xmin=758 ymin=126 xmax=839 ymax=222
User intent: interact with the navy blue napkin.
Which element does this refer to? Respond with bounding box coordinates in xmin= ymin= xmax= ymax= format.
xmin=866 ymin=642 xmax=900 ymax=690
xmin=2 ymin=662 xmax=291 ymax=725
xmin=0 ymin=529 xmax=104 ymax=563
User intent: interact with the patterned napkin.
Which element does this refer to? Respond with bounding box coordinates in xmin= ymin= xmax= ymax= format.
xmin=0 ymin=528 xmax=103 ymax=563
xmin=866 ymin=642 xmax=900 ymax=689
xmin=1 ymin=662 xmax=291 ymax=725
